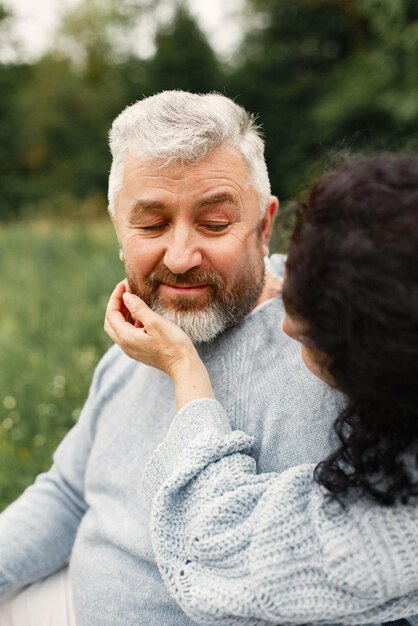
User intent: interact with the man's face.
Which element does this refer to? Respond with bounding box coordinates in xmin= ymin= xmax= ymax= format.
xmin=112 ymin=144 xmax=276 ymax=342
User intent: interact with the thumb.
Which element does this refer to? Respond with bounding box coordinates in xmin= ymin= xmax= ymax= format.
xmin=122 ymin=292 xmax=154 ymax=326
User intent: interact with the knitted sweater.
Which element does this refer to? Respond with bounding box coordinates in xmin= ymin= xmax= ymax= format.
xmin=143 ymin=399 xmax=418 ymax=625
xmin=0 ymin=255 xmax=413 ymax=625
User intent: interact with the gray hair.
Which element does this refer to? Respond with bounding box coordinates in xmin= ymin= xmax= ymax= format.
xmin=108 ymin=91 xmax=271 ymax=217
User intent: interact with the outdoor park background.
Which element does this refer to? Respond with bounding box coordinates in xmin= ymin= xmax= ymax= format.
xmin=1 ymin=0 xmax=418 ymax=510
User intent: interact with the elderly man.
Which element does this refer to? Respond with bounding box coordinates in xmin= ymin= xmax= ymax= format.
xmin=0 ymin=92 xmax=362 ymax=625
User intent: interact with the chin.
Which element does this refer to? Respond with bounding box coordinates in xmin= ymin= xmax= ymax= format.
xmin=161 ymin=297 xmax=211 ymax=313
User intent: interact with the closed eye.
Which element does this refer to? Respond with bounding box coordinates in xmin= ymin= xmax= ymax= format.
xmin=200 ymin=223 xmax=230 ymax=233
xmin=137 ymin=223 xmax=167 ymax=232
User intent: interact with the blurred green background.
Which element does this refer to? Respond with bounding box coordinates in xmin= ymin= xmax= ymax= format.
xmin=1 ymin=0 xmax=418 ymax=509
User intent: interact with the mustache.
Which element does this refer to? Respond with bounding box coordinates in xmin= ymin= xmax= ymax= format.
xmin=146 ymin=267 xmax=225 ymax=290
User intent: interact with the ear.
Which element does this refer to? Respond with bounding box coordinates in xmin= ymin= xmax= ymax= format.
xmin=260 ymin=196 xmax=279 ymax=256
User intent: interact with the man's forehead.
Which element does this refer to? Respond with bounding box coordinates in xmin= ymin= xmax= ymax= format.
xmin=119 ymin=148 xmax=254 ymax=203
xmin=114 ymin=145 xmax=262 ymax=221
xmin=123 ymin=144 xmax=248 ymax=179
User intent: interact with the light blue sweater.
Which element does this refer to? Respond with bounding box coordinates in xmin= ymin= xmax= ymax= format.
xmin=0 ymin=256 xmax=414 ymax=625
xmin=143 ymin=398 xmax=418 ymax=625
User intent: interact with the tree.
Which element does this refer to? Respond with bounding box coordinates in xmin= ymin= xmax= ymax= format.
xmin=0 ymin=3 xmax=33 ymax=219
xmin=4 ymin=0 xmax=152 ymax=219
xmin=227 ymin=0 xmax=359 ymax=198
xmin=145 ymin=3 xmax=223 ymax=95
xmin=314 ymin=0 xmax=418 ymax=151
xmin=229 ymin=0 xmax=418 ymax=202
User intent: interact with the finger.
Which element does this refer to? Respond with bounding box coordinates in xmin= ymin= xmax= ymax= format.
xmin=104 ymin=283 xmax=153 ymax=352
xmin=115 ymin=281 xmax=132 ymax=321
xmin=122 ymin=293 xmax=156 ymax=327
xmin=119 ymin=280 xmax=135 ymax=322
xmin=104 ymin=317 xmax=117 ymax=343
xmin=106 ymin=296 xmax=148 ymax=343
xmin=105 ymin=281 xmax=133 ymax=335
xmin=122 ymin=278 xmax=131 ymax=292
xmin=106 ymin=315 xmax=148 ymax=353
xmin=104 ymin=313 xmax=136 ymax=345
xmin=107 ymin=281 xmax=127 ymax=314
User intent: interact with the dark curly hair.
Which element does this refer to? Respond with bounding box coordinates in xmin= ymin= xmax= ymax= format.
xmin=283 ymin=155 xmax=418 ymax=505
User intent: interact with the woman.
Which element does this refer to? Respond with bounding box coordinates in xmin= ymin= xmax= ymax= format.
xmin=105 ymin=155 xmax=418 ymax=625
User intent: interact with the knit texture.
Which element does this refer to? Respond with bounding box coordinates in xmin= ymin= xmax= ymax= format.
xmin=143 ymin=399 xmax=418 ymax=625
xmin=1 ymin=255 xmax=406 ymax=625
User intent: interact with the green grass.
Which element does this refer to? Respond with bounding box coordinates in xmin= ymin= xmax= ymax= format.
xmin=0 ymin=219 xmax=121 ymax=509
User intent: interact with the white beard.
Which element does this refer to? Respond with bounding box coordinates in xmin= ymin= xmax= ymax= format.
xmin=151 ymin=300 xmax=235 ymax=344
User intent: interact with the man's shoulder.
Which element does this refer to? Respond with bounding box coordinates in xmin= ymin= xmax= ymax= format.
xmin=97 ymin=342 xmax=129 ymax=370
xmin=91 ymin=343 xmax=142 ymax=392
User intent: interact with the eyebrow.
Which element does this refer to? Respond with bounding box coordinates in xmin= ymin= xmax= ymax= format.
xmin=128 ymin=199 xmax=165 ymax=221
xmin=195 ymin=192 xmax=238 ymax=209
xmin=128 ymin=192 xmax=238 ymax=221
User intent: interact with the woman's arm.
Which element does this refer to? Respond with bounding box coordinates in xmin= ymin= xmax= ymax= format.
xmin=105 ymin=286 xmax=418 ymax=625
xmin=140 ymin=398 xmax=418 ymax=625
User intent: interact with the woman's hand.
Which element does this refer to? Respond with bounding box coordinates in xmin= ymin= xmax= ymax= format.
xmin=104 ymin=281 xmax=215 ymax=408
xmin=104 ymin=280 xmax=194 ymax=378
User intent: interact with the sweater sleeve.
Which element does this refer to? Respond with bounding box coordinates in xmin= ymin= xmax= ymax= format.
xmin=142 ymin=398 xmax=418 ymax=626
xmin=0 ymin=350 xmax=111 ymax=598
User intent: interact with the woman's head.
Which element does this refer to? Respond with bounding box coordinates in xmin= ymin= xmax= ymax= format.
xmin=283 ymin=155 xmax=418 ymax=503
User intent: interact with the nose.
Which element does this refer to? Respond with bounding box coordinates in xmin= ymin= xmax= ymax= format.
xmin=163 ymin=225 xmax=203 ymax=274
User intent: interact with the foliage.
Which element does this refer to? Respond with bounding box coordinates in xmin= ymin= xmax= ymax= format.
xmin=0 ymin=220 xmax=120 ymax=509
xmin=0 ymin=3 xmax=31 ymax=218
xmin=145 ymin=4 xmax=222 ymax=94
xmin=0 ymin=1 xmax=17 ymax=59
xmin=56 ymin=0 xmax=142 ymax=68
xmin=14 ymin=52 xmax=130 ymax=215
xmin=227 ymin=0 xmax=358 ymax=197
xmin=228 ymin=0 xmax=418 ymax=199
xmin=0 ymin=61 xmax=32 ymax=219
xmin=1 ymin=0 xmax=418 ymax=218
xmin=314 ymin=0 xmax=418 ymax=142
xmin=1 ymin=0 xmax=151 ymax=220
xmin=0 ymin=0 xmax=226 ymax=220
